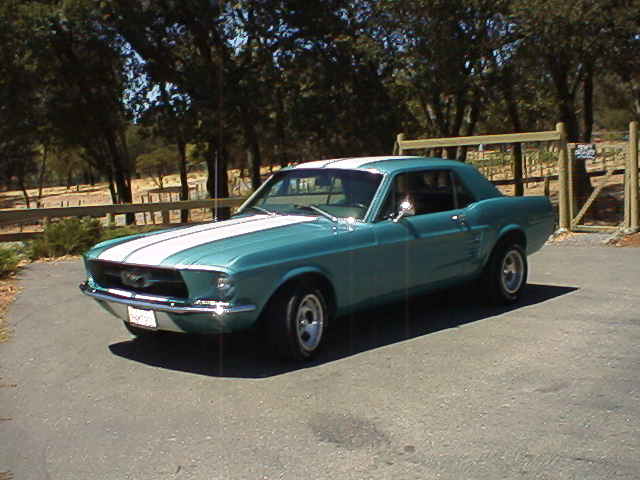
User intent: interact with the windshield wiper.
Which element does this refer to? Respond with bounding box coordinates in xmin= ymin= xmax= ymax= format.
xmin=293 ymin=204 xmax=338 ymax=223
xmin=246 ymin=205 xmax=276 ymax=216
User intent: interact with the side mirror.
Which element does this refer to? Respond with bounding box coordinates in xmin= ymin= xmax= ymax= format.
xmin=393 ymin=200 xmax=415 ymax=223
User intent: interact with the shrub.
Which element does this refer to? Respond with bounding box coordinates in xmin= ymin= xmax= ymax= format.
xmin=99 ymin=226 xmax=143 ymax=243
xmin=99 ymin=225 xmax=159 ymax=243
xmin=0 ymin=246 xmax=22 ymax=277
xmin=29 ymin=217 xmax=103 ymax=259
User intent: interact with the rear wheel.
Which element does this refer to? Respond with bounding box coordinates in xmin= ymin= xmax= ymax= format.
xmin=482 ymin=242 xmax=528 ymax=305
xmin=265 ymin=281 xmax=329 ymax=361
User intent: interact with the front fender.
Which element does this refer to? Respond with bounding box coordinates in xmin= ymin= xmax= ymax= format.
xmin=278 ymin=265 xmax=334 ymax=289
xmin=245 ymin=264 xmax=336 ymax=322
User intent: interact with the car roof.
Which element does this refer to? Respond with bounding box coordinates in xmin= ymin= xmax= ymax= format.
xmin=292 ymin=156 xmax=472 ymax=174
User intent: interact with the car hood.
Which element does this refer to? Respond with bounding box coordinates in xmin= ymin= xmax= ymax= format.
xmin=93 ymin=214 xmax=341 ymax=270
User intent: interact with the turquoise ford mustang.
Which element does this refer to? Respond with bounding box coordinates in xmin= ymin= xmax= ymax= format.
xmin=80 ymin=156 xmax=555 ymax=361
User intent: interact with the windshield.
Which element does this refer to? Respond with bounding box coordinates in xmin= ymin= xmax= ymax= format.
xmin=241 ymin=168 xmax=383 ymax=220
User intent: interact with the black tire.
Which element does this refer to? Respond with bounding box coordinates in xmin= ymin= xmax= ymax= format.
xmin=481 ymin=242 xmax=528 ymax=305
xmin=264 ymin=281 xmax=329 ymax=361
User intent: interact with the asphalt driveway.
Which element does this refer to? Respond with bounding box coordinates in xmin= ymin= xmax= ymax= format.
xmin=1 ymin=245 xmax=639 ymax=479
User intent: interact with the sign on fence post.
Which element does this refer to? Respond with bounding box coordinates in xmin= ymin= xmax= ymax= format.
xmin=574 ymin=143 xmax=597 ymax=162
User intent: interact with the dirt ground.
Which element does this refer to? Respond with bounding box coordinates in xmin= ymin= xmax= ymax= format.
xmin=0 ymin=167 xmax=280 ymax=232
xmin=0 ymin=166 xmax=277 ymax=212
xmin=609 ymin=231 xmax=640 ymax=247
xmin=0 ymin=278 xmax=18 ymax=343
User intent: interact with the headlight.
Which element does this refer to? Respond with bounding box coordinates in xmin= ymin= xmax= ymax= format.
xmin=213 ymin=273 xmax=235 ymax=300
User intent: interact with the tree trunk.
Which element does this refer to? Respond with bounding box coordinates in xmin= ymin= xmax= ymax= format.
xmin=17 ymin=176 xmax=30 ymax=209
xmin=107 ymin=170 xmax=117 ymax=204
xmin=66 ymin=167 xmax=73 ymax=189
xmin=582 ymin=62 xmax=594 ymax=143
xmin=502 ymin=70 xmax=524 ymax=196
xmin=457 ymin=94 xmax=481 ymax=163
xmin=512 ymin=143 xmax=524 ymax=197
xmin=631 ymin=80 xmax=640 ymax=118
xmin=206 ymin=142 xmax=230 ymax=220
xmin=548 ymin=59 xmax=592 ymax=203
xmin=103 ymin=128 xmax=134 ymax=223
xmin=240 ymin=106 xmax=262 ymax=191
xmin=177 ymin=138 xmax=189 ymax=223
xmin=246 ymin=145 xmax=261 ymax=192
xmin=37 ymin=144 xmax=48 ymax=199
xmin=275 ymin=87 xmax=288 ymax=168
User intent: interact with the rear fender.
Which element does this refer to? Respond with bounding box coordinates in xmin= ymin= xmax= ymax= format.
xmin=480 ymin=225 xmax=526 ymax=269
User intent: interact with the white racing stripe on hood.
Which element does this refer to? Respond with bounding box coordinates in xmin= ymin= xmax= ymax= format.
xmin=115 ymin=215 xmax=316 ymax=266
xmin=98 ymin=215 xmax=270 ymax=262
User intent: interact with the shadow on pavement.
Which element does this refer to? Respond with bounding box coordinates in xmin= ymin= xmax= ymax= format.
xmin=108 ymin=283 xmax=577 ymax=379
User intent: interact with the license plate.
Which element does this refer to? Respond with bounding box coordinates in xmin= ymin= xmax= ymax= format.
xmin=127 ymin=306 xmax=157 ymax=329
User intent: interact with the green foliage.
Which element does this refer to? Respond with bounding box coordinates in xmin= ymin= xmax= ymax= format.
xmin=98 ymin=225 xmax=158 ymax=243
xmin=3 ymin=0 xmax=640 ymax=200
xmin=29 ymin=218 xmax=102 ymax=259
xmin=136 ymin=146 xmax=178 ymax=189
xmin=0 ymin=246 xmax=23 ymax=278
xmin=23 ymin=222 xmax=163 ymax=261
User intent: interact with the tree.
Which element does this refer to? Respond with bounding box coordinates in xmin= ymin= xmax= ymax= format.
xmin=508 ymin=0 xmax=636 ymax=201
xmin=11 ymin=0 xmax=136 ymax=219
xmin=0 ymin=1 xmax=43 ymax=205
xmin=134 ymin=83 xmax=198 ymax=221
xmin=101 ymin=0 xmax=240 ymax=217
xmin=376 ymin=0 xmax=504 ymax=159
xmin=136 ymin=147 xmax=178 ymax=191
xmin=102 ymin=0 xmax=404 ymax=210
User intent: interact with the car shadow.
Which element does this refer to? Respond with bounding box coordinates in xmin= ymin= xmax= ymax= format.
xmin=108 ymin=283 xmax=577 ymax=379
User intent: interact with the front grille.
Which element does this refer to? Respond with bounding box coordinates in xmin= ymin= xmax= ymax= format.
xmin=88 ymin=260 xmax=188 ymax=299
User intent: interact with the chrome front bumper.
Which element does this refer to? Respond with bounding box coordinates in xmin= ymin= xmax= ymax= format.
xmin=78 ymin=282 xmax=256 ymax=317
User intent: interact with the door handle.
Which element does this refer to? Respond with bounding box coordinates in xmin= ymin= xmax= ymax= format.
xmin=452 ymin=214 xmax=468 ymax=227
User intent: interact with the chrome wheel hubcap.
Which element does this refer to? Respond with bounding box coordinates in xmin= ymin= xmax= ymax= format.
xmin=296 ymin=294 xmax=324 ymax=352
xmin=501 ymin=249 xmax=524 ymax=294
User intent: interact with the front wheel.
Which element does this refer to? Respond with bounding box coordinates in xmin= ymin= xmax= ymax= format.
xmin=481 ymin=243 xmax=528 ymax=305
xmin=265 ymin=282 xmax=329 ymax=361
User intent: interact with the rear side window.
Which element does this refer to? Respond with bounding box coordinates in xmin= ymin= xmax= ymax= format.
xmin=377 ymin=169 xmax=476 ymax=220
xmin=451 ymin=173 xmax=475 ymax=208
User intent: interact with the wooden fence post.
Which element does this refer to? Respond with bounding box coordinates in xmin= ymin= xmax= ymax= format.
xmin=395 ymin=133 xmax=405 ymax=155
xmin=628 ymin=121 xmax=639 ymax=232
xmin=161 ymin=191 xmax=170 ymax=224
xmin=568 ymin=145 xmax=579 ymax=223
xmin=544 ymin=176 xmax=550 ymax=197
xmin=557 ymin=122 xmax=571 ymax=231
xmin=624 ymin=148 xmax=631 ymax=230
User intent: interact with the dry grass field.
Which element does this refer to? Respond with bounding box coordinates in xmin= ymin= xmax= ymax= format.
xmin=0 ymin=147 xmax=631 ymax=234
xmin=0 ymin=167 xmax=274 ymax=233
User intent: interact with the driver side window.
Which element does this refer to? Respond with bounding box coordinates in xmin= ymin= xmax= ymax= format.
xmin=377 ymin=169 xmax=473 ymax=220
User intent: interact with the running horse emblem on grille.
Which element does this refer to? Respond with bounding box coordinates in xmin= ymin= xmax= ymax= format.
xmin=121 ymin=269 xmax=152 ymax=289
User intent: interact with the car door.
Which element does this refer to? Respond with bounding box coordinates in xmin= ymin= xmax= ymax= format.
xmin=370 ymin=169 xmax=476 ymax=297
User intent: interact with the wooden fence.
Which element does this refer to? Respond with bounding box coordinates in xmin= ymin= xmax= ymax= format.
xmin=395 ymin=122 xmax=640 ymax=233
xmin=2 ymin=122 xmax=638 ymax=242
xmin=0 ymin=197 xmax=246 ymax=243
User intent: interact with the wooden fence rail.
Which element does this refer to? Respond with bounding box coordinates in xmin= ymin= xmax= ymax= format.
xmin=0 ymin=197 xmax=246 ymax=242
xmin=395 ymin=130 xmax=561 ymax=152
